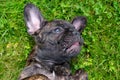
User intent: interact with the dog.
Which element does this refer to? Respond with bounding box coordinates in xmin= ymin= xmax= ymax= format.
xmin=19 ymin=3 xmax=87 ymax=80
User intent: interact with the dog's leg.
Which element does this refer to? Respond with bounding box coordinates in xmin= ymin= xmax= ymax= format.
xmin=70 ymin=69 xmax=88 ymax=80
xmin=18 ymin=63 xmax=53 ymax=80
xmin=22 ymin=74 xmax=49 ymax=80
xmin=53 ymin=62 xmax=71 ymax=76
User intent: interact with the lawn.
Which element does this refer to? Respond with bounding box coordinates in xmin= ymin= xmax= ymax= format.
xmin=0 ymin=0 xmax=120 ymax=80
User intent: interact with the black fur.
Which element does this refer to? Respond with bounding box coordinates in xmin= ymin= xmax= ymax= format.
xmin=19 ymin=3 xmax=87 ymax=80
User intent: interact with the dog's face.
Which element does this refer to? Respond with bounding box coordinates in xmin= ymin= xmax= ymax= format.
xmin=24 ymin=4 xmax=87 ymax=61
xmin=19 ymin=3 xmax=87 ymax=80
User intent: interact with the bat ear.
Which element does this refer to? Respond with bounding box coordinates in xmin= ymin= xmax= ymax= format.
xmin=72 ymin=16 xmax=87 ymax=32
xmin=24 ymin=3 xmax=44 ymax=35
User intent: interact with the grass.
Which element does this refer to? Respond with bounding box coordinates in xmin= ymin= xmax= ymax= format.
xmin=0 ymin=0 xmax=120 ymax=80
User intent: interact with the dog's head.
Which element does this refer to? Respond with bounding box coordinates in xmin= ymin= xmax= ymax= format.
xmin=24 ymin=3 xmax=87 ymax=62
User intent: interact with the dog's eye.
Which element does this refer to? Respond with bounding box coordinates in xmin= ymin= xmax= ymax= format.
xmin=53 ymin=28 xmax=62 ymax=33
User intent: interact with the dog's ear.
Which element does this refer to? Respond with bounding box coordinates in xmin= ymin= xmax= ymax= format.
xmin=24 ymin=3 xmax=44 ymax=35
xmin=72 ymin=16 xmax=87 ymax=32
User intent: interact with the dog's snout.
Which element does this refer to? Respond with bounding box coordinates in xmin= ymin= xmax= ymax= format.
xmin=73 ymin=31 xmax=79 ymax=35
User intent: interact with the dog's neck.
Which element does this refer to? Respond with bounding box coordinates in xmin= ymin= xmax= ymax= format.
xmin=31 ymin=45 xmax=67 ymax=72
xmin=37 ymin=41 xmax=60 ymax=51
xmin=32 ymin=42 xmax=70 ymax=67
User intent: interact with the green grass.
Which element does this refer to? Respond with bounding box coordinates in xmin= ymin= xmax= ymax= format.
xmin=0 ymin=0 xmax=120 ymax=80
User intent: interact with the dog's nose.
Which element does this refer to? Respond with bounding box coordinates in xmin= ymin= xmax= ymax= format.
xmin=73 ymin=31 xmax=79 ymax=35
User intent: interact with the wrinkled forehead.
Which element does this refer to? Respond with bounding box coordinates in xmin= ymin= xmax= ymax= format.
xmin=41 ymin=20 xmax=76 ymax=32
xmin=50 ymin=20 xmax=75 ymax=29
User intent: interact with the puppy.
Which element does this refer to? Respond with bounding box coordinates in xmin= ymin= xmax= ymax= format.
xmin=19 ymin=3 xmax=87 ymax=80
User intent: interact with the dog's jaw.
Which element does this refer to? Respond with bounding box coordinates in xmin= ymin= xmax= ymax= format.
xmin=67 ymin=42 xmax=80 ymax=53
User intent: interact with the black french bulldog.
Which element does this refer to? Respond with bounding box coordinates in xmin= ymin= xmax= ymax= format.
xmin=19 ymin=3 xmax=87 ymax=80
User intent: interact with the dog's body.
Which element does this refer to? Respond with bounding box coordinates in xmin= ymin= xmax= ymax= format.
xmin=19 ymin=3 xmax=87 ymax=80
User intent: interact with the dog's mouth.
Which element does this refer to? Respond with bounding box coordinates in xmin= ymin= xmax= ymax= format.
xmin=66 ymin=42 xmax=80 ymax=52
xmin=66 ymin=41 xmax=80 ymax=56
xmin=61 ymin=36 xmax=81 ymax=57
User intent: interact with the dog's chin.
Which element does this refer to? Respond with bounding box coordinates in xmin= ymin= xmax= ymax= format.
xmin=65 ymin=42 xmax=80 ymax=57
xmin=67 ymin=42 xmax=80 ymax=52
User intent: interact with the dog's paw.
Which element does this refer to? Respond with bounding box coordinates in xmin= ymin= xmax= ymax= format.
xmin=54 ymin=65 xmax=71 ymax=76
xmin=72 ymin=69 xmax=88 ymax=80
